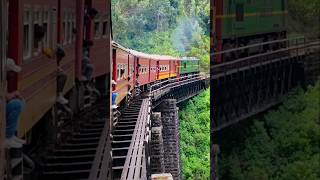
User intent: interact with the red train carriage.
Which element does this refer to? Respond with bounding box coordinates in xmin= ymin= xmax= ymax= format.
xmin=8 ymin=0 xmax=60 ymax=135
xmin=85 ymin=0 xmax=110 ymax=78
xmin=129 ymin=50 xmax=153 ymax=88
xmin=112 ymin=42 xmax=133 ymax=105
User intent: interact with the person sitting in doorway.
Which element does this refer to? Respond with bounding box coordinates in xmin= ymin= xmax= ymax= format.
xmin=5 ymin=58 xmax=25 ymax=148
xmin=111 ymin=80 xmax=118 ymax=109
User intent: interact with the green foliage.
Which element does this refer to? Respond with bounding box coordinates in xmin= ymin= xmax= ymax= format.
xmin=112 ymin=0 xmax=210 ymax=72
xmin=219 ymin=82 xmax=320 ymax=180
xmin=288 ymin=0 xmax=320 ymax=38
xmin=180 ymin=89 xmax=210 ymax=179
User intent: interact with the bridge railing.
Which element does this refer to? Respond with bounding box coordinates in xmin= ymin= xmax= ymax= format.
xmin=211 ymin=39 xmax=320 ymax=78
xmin=149 ymin=74 xmax=206 ymax=99
xmin=120 ymin=98 xmax=151 ymax=180
xmin=211 ymin=36 xmax=312 ymax=62
xmin=150 ymin=73 xmax=200 ymax=91
xmin=88 ymin=117 xmax=112 ymax=180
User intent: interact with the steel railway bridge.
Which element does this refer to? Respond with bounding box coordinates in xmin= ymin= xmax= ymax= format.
xmin=210 ymin=38 xmax=320 ymax=179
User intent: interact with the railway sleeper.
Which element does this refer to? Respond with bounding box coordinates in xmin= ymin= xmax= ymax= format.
xmin=46 ymin=154 xmax=95 ymax=164
xmin=112 ymin=134 xmax=133 ymax=141
xmin=41 ymin=169 xmax=90 ymax=180
xmin=43 ymin=161 xmax=92 ymax=172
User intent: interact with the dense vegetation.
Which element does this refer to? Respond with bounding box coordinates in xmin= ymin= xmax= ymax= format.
xmin=111 ymin=0 xmax=210 ymax=72
xmin=179 ymin=89 xmax=210 ymax=179
xmin=218 ymin=82 xmax=320 ymax=180
xmin=288 ymin=0 xmax=320 ymax=38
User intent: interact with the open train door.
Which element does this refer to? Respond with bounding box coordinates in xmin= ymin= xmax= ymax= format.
xmin=0 ymin=0 xmax=7 ymax=178
xmin=156 ymin=60 xmax=160 ymax=80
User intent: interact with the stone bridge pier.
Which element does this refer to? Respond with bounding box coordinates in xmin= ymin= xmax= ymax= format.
xmin=151 ymin=99 xmax=181 ymax=180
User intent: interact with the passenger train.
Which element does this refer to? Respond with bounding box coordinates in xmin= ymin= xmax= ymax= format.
xmin=0 ymin=0 xmax=199 ymax=178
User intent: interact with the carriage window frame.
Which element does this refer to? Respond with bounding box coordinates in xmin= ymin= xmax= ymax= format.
xmin=63 ymin=10 xmax=70 ymax=45
xmin=32 ymin=8 xmax=42 ymax=57
xmin=236 ymin=4 xmax=244 ymax=22
xmin=71 ymin=12 xmax=76 ymax=42
xmin=42 ymin=9 xmax=50 ymax=48
xmin=94 ymin=15 xmax=101 ymax=39
xmin=67 ymin=12 xmax=71 ymax=44
xmin=130 ymin=64 xmax=134 ymax=76
xmin=117 ymin=64 xmax=121 ymax=80
xmin=102 ymin=14 xmax=108 ymax=38
xmin=23 ymin=8 xmax=33 ymax=61
xmin=51 ymin=9 xmax=57 ymax=49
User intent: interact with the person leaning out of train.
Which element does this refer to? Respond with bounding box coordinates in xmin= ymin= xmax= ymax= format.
xmin=127 ymin=77 xmax=132 ymax=97
xmin=120 ymin=69 xmax=132 ymax=96
xmin=111 ymin=80 xmax=118 ymax=109
xmin=5 ymin=58 xmax=26 ymax=149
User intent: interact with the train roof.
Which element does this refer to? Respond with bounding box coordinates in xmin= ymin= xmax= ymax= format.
xmin=128 ymin=49 xmax=179 ymax=61
xmin=113 ymin=41 xmax=199 ymax=61
xmin=112 ymin=41 xmax=131 ymax=53
xmin=181 ymin=57 xmax=199 ymax=61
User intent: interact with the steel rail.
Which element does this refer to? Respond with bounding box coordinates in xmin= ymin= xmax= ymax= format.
xmin=211 ymin=40 xmax=320 ymax=78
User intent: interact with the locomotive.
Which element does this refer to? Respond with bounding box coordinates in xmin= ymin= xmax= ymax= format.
xmin=211 ymin=0 xmax=288 ymax=63
xmin=0 ymin=0 xmax=200 ymax=178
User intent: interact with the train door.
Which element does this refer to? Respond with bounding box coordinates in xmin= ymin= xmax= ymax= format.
xmin=156 ymin=61 xmax=160 ymax=80
xmin=148 ymin=59 xmax=151 ymax=82
xmin=135 ymin=57 xmax=140 ymax=86
xmin=234 ymin=0 xmax=245 ymax=29
xmin=0 ymin=0 xmax=7 ymax=178
xmin=176 ymin=60 xmax=180 ymax=79
xmin=127 ymin=54 xmax=130 ymax=78
xmin=112 ymin=49 xmax=116 ymax=91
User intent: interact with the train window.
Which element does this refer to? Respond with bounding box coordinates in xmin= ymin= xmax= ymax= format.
xmin=63 ymin=11 xmax=68 ymax=45
xmin=51 ymin=10 xmax=57 ymax=48
xmin=67 ymin=12 xmax=72 ymax=44
xmin=117 ymin=64 xmax=121 ymax=80
xmin=130 ymin=64 xmax=134 ymax=76
xmin=72 ymin=13 xmax=76 ymax=42
xmin=23 ymin=10 xmax=32 ymax=60
xmin=236 ymin=4 xmax=244 ymax=21
xmin=94 ymin=15 xmax=101 ymax=39
xmin=43 ymin=10 xmax=50 ymax=48
xmin=124 ymin=64 xmax=128 ymax=75
xmin=102 ymin=21 xmax=107 ymax=38
xmin=33 ymin=10 xmax=42 ymax=56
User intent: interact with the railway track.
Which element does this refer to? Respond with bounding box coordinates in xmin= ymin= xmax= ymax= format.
xmin=40 ymin=100 xmax=108 ymax=180
xmin=111 ymin=98 xmax=143 ymax=179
